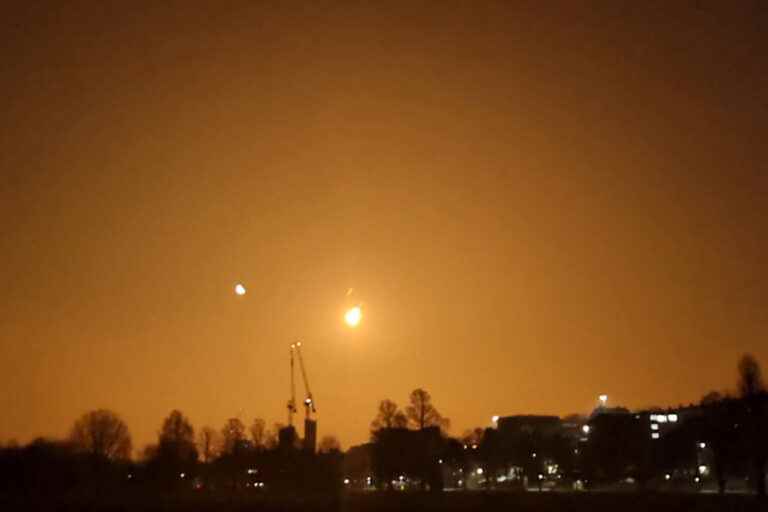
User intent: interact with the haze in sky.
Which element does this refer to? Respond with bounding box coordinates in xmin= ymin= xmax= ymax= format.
xmin=1 ymin=1 xmax=766 ymax=453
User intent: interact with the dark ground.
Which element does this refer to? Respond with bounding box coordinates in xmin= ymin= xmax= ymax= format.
xmin=3 ymin=492 xmax=766 ymax=512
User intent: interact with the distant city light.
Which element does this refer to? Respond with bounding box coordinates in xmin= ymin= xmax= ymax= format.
xmin=668 ymin=414 xmax=678 ymax=422
xmin=698 ymin=465 xmax=708 ymax=475
xmin=438 ymin=459 xmax=443 ymax=464
xmin=694 ymin=476 xmax=701 ymax=483
xmin=651 ymin=423 xmax=659 ymax=431
xmin=234 ymin=283 xmax=246 ymax=296
xmin=492 ymin=415 xmax=500 ymax=424
xmin=180 ymin=472 xmax=186 ymax=479
xmin=699 ymin=442 xmax=706 ymax=449
xmin=538 ymin=474 xmax=544 ymax=480
xmin=532 ymin=452 xmax=537 ymax=458
xmin=598 ymin=394 xmax=608 ymax=405
xmin=582 ymin=425 xmax=591 ymax=434
xmin=343 ymin=478 xmax=351 ymax=485
xmin=665 ymin=474 xmax=671 ymax=481
xmin=476 ymin=468 xmax=484 ymax=475
xmin=651 ymin=432 xmax=660 ymax=440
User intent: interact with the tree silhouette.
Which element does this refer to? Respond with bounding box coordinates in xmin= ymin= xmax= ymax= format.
xmin=69 ymin=409 xmax=132 ymax=461
xmin=700 ymin=390 xmax=724 ymax=406
xmin=737 ymin=353 xmax=767 ymax=497
xmin=738 ymin=353 xmax=765 ymax=398
xmin=148 ymin=410 xmax=198 ymax=488
xmin=249 ymin=418 xmax=267 ymax=451
xmin=221 ymin=418 xmax=246 ymax=455
xmin=405 ymin=388 xmax=449 ymax=431
xmin=370 ymin=399 xmax=407 ymax=433
xmin=157 ymin=410 xmax=197 ymax=463
xmin=197 ymin=426 xmax=219 ymax=463
xmin=318 ymin=435 xmax=341 ymax=454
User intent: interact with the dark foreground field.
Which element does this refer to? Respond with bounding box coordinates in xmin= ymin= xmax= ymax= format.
xmin=4 ymin=492 xmax=766 ymax=512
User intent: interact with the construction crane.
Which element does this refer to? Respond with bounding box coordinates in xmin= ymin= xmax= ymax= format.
xmin=287 ymin=344 xmax=298 ymax=426
xmin=294 ymin=341 xmax=317 ymax=454
xmin=294 ymin=341 xmax=316 ymax=418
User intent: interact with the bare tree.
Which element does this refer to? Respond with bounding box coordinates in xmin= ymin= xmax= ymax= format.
xmin=69 ymin=409 xmax=132 ymax=461
xmin=250 ymin=418 xmax=266 ymax=450
xmin=405 ymin=388 xmax=450 ymax=431
xmin=197 ymin=426 xmax=219 ymax=463
xmin=370 ymin=399 xmax=408 ymax=432
xmin=221 ymin=418 xmax=246 ymax=455
xmin=160 ymin=410 xmax=195 ymax=445
xmin=737 ymin=354 xmax=767 ymax=497
xmin=157 ymin=410 xmax=197 ymax=463
xmin=318 ymin=435 xmax=341 ymax=453
xmin=738 ymin=353 xmax=765 ymax=398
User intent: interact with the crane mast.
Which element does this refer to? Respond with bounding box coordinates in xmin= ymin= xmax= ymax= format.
xmin=294 ymin=341 xmax=317 ymax=454
xmin=294 ymin=341 xmax=316 ymax=418
xmin=287 ymin=344 xmax=298 ymax=426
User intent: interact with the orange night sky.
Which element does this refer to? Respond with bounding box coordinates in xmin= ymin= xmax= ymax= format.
xmin=1 ymin=1 xmax=766 ymax=454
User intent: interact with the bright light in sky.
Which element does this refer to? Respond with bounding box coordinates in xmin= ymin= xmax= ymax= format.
xmin=344 ymin=306 xmax=362 ymax=327
xmin=234 ymin=283 xmax=246 ymax=296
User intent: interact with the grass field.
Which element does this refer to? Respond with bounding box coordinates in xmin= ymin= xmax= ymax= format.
xmin=4 ymin=491 xmax=765 ymax=512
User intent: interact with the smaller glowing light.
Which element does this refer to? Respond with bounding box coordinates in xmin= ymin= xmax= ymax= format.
xmin=180 ymin=472 xmax=186 ymax=479
xmin=497 ymin=475 xmax=507 ymax=482
xmin=492 ymin=415 xmax=500 ymax=424
xmin=574 ymin=449 xmax=579 ymax=454
xmin=127 ymin=473 xmax=133 ymax=479
xmin=476 ymin=468 xmax=484 ymax=475
xmin=259 ymin=482 xmax=265 ymax=488
xmin=532 ymin=452 xmax=537 ymax=458
xmin=651 ymin=423 xmax=659 ymax=431
xmin=651 ymin=432 xmax=660 ymax=439
xmin=598 ymin=394 xmax=608 ymax=405
xmin=471 ymin=443 xmax=478 ymax=450
xmin=438 ymin=459 xmax=443 ymax=464
xmin=698 ymin=465 xmax=708 ymax=475
xmin=463 ymin=444 xmax=468 ymax=450
xmin=668 ymin=414 xmax=678 ymax=422
xmin=458 ymin=479 xmax=463 ymax=486
xmin=694 ymin=476 xmax=700 ymax=483
xmin=656 ymin=415 xmax=668 ymax=423
xmin=235 ymin=283 xmax=246 ymax=296
xmin=665 ymin=474 xmax=671 ymax=481
xmin=699 ymin=442 xmax=706 ymax=449
xmin=246 ymin=482 xmax=251 ymax=487
xmin=399 ymin=475 xmax=405 ymax=482
xmin=582 ymin=425 xmax=591 ymax=434
xmin=538 ymin=474 xmax=544 ymax=480
xmin=247 ymin=468 xmax=258 ymax=474
xmin=343 ymin=478 xmax=351 ymax=485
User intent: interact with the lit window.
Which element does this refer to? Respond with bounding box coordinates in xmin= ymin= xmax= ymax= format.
xmin=651 ymin=423 xmax=659 ymax=431
xmin=668 ymin=414 xmax=678 ymax=422
xmin=651 ymin=432 xmax=660 ymax=440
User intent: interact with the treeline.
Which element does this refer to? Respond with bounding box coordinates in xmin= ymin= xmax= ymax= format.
xmin=0 ymin=355 xmax=766 ymax=501
xmin=0 ymin=410 xmax=343 ymax=502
